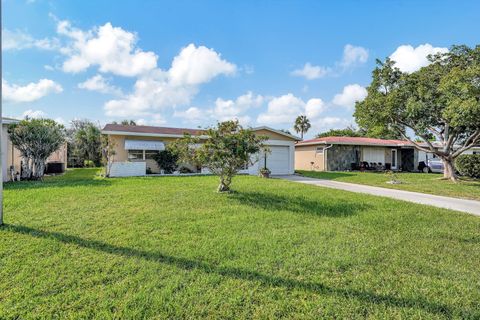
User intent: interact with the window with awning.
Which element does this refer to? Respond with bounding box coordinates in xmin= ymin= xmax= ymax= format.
xmin=124 ymin=140 xmax=165 ymax=151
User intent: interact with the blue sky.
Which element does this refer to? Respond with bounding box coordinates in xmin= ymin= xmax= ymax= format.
xmin=3 ymin=0 xmax=479 ymax=138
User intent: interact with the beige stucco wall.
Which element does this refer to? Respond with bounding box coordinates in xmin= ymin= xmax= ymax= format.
xmin=47 ymin=143 xmax=68 ymax=164
xmin=109 ymin=135 xmax=179 ymax=162
xmin=294 ymin=145 xmax=325 ymax=171
xmin=294 ymin=144 xmax=407 ymax=172
xmin=109 ymin=135 xmax=180 ymax=173
xmin=108 ymin=129 xmax=296 ymax=174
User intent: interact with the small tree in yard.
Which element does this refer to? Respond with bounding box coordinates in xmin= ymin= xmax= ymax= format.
xmin=355 ymin=45 xmax=480 ymax=181
xmin=8 ymin=119 xmax=65 ymax=180
xmin=170 ymin=120 xmax=267 ymax=192
xmin=101 ymin=135 xmax=117 ymax=177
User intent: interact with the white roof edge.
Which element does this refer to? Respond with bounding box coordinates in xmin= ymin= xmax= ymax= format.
xmin=295 ymin=141 xmax=409 ymax=147
xmin=103 ymin=126 xmax=301 ymax=141
xmin=101 ymin=130 xmax=209 ymax=139
xmin=251 ymin=126 xmax=301 ymax=141
xmin=2 ymin=118 xmax=20 ymax=125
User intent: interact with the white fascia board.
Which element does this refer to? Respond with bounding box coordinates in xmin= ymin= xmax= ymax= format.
xmin=296 ymin=141 xmax=402 ymax=147
xmin=264 ymin=139 xmax=295 ymax=146
xmin=2 ymin=119 xmax=20 ymax=125
xmin=101 ymin=130 xmax=208 ymax=139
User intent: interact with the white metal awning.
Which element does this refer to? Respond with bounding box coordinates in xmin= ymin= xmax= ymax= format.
xmin=124 ymin=140 xmax=165 ymax=151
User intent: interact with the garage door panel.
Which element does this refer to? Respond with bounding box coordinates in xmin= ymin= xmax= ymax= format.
xmin=267 ymin=146 xmax=290 ymax=175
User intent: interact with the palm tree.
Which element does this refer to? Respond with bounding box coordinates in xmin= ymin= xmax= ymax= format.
xmin=294 ymin=115 xmax=311 ymax=140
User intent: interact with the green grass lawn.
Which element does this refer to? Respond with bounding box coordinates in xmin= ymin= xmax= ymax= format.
xmin=1 ymin=169 xmax=479 ymax=318
xmin=297 ymin=170 xmax=480 ymax=201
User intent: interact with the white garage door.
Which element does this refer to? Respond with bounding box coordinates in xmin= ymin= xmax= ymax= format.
xmin=267 ymin=146 xmax=290 ymax=175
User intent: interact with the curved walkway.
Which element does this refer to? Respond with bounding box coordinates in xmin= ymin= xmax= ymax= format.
xmin=277 ymin=175 xmax=480 ymax=216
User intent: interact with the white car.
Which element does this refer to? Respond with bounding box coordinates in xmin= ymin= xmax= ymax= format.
xmin=423 ymin=158 xmax=444 ymax=173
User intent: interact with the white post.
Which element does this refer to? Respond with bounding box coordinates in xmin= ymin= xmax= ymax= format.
xmin=0 ymin=5 xmax=3 ymax=226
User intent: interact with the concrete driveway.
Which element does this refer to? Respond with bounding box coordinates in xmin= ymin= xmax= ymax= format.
xmin=277 ymin=175 xmax=480 ymax=217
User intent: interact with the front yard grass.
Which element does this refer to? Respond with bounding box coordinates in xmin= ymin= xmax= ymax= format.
xmin=1 ymin=168 xmax=479 ymax=318
xmin=297 ymin=170 xmax=480 ymax=201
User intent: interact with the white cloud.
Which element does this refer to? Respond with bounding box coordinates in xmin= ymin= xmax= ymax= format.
xmin=135 ymin=114 xmax=166 ymax=126
xmin=22 ymin=109 xmax=46 ymax=119
xmin=340 ymin=44 xmax=369 ymax=68
xmin=257 ymin=94 xmax=305 ymax=125
xmin=173 ymin=92 xmax=263 ymax=126
xmin=104 ymin=71 xmax=196 ymax=117
xmin=2 ymin=29 xmax=59 ymax=51
xmin=105 ymin=45 xmax=236 ymax=117
xmin=54 ymin=117 xmax=67 ymax=125
xmin=291 ymin=63 xmax=329 ymax=80
xmin=55 ymin=19 xmax=237 ymax=118
xmin=78 ymin=74 xmax=123 ymax=96
xmin=332 ymin=84 xmax=367 ymax=109
xmin=2 ymin=78 xmax=63 ymax=102
xmin=310 ymin=117 xmax=353 ymax=133
xmin=257 ymin=93 xmax=326 ymax=126
xmin=305 ymin=98 xmax=326 ymax=119
xmin=173 ymin=107 xmax=204 ymax=123
xmin=57 ymin=21 xmax=158 ymax=76
xmin=389 ymin=43 xmax=448 ymax=73
xmin=169 ymin=44 xmax=237 ymax=86
xmin=44 ymin=65 xmax=55 ymax=71
xmin=213 ymin=91 xmax=263 ymax=121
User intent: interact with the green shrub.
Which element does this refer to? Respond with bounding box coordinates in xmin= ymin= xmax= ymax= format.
xmin=83 ymin=160 xmax=95 ymax=168
xmin=153 ymin=150 xmax=178 ymax=174
xmin=455 ymin=154 xmax=480 ymax=178
xmin=179 ymin=167 xmax=194 ymax=174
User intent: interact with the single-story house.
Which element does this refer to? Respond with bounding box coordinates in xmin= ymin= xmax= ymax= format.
xmin=1 ymin=117 xmax=68 ymax=181
xmin=295 ymin=136 xmax=480 ymax=172
xmin=101 ymin=124 xmax=300 ymax=177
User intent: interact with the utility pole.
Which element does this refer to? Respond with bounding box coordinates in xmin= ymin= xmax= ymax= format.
xmin=1 ymin=2 xmax=3 ymax=226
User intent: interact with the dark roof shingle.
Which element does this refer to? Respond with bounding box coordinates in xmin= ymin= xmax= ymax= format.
xmin=102 ymin=124 xmax=205 ymax=136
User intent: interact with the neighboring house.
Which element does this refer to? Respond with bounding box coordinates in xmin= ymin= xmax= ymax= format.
xmin=1 ymin=117 xmax=68 ymax=181
xmin=295 ymin=136 xmax=480 ymax=172
xmin=101 ymin=124 xmax=300 ymax=177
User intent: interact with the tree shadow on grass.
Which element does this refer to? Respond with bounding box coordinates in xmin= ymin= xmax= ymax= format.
xmin=229 ymin=191 xmax=369 ymax=217
xmin=2 ymin=224 xmax=466 ymax=318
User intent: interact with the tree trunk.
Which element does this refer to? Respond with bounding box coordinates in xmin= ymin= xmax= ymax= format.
xmin=441 ymin=157 xmax=457 ymax=181
xmin=21 ymin=157 xmax=31 ymax=180
xmin=217 ymin=175 xmax=232 ymax=192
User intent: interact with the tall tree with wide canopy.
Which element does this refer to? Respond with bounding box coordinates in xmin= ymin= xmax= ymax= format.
xmin=355 ymin=45 xmax=480 ymax=180
xmin=8 ymin=119 xmax=66 ymax=180
xmin=294 ymin=115 xmax=311 ymax=140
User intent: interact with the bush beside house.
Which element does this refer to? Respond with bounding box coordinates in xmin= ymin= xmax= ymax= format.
xmin=455 ymin=154 xmax=480 ymax=178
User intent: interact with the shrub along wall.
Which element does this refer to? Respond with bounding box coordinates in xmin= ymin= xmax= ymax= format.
xmin=455 ymin=154 xmax=480 ymax=178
